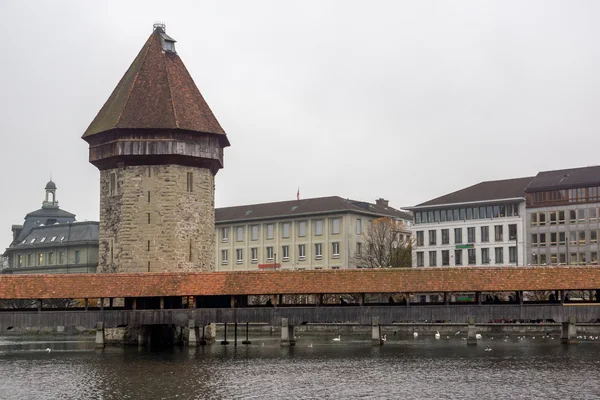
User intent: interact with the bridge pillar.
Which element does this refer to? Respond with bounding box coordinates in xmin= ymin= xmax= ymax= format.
xmin=467 ymin=317 xmax=478 ymax=345
xmin=475 ymin=292 xmax=481 ymax=305
xmin=188 ymin=320 xmax=200 ymax=347
xmin=280 ymin=318 xmax=296 ymax=346
xmin=359 ymin=293 xmax=365 ymax=306
xmin=242 ymin=322 xmax=252 ymax=344
xmin=84 ymin=298 xmax=89 ymax=311
xmin=372 ymin=317 xmax=383 ymax=345
xmin=444 ymin=292 xmax=450 ymax=305
xmin=100 ymin=298 xmax=104 ymax=311
xmin=160 ymin=297 xmax=165 ymax=310
xmin=138 ymin=326 xmax=151 ymax=347
xmin=95 ymin=321 xmax=105 ymax=349
xmin=37 ymin=299 xmax=42 ymax=312
xmin=221 ymin=323 xmax=230 ymax=345
xmin=561 ymin=316 xmax=578 ymax=344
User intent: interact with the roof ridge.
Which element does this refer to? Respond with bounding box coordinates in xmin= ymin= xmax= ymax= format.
xmin=164 ymin=52 xmax=179 ymax=128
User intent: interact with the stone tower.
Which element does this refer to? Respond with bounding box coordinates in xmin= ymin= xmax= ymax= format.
xmin=82 ymin=24 xmax=229 ymax=273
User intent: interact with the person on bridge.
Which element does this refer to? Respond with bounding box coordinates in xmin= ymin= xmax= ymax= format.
xmin=266 ymin=299 xmax=273 ymax=307
xmin=340 ymin=297 xmax=348 ymax=305
xmin=549 ymin=293 xmax=556 ymax=303
xmin=388 ymin=296 xmax=395 ymax=304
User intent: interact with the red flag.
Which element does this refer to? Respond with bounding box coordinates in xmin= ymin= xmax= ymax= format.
xmin=297 ymin=188 xmax=300 ymax=201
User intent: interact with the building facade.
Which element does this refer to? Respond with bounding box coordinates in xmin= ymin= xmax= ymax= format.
xmin=409 ymin=177 xmax=532 ymax=267
xmin=526 ymin=166 xmax=600 ymax=266
xmin=82 ymin=24 xmax=229 ymax=273
xmin=3 ymin=181 xmax=99 ymax=274
xmin=215 ymin=197 xmax=412 ymax=271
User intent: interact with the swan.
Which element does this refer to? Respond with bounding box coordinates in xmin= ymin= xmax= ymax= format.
xmin=454 ymin=331 xmax=461 ymax=335
xmin=308 ymin=343 xmax=313 ymax=348
xmin=45 ymin=348 xmax=51 ymax=353
xmin=332 ymin=335 xmax=341 ymax=342
xmin=532 ymin=337 xmax=535 ymax=340
xmin=434 ymin=331 xmax=440 ymax=340
xmin=381 ymin=335 xmax=387 ymax=342
xmin=261 ymin=342 xmax=264 ymax=347
xmin=413 ymin=332 xmax=419 ymax=338
xmin=475 ymin=334 xmax=482 ymax=340
xmin=446 ymin=336 xmax=450 ymax=339
xmin=485 ymin=346 xmax=492 ymax=352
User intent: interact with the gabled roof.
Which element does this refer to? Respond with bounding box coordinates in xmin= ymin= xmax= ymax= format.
xmin=215 ymin=196 xmax=412 ymax=223
xmin=82 ymin=26 xmax=228 ymax=145
xmin=526 ymin=165 xmax=600 ymax=192
xmin=5 ymin=222 xmax=99 ymax=253
xmin=414 ymin=177 xmax=533 ymax=208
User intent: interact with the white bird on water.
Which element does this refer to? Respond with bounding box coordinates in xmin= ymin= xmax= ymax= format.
xmin=434 ymin=331 xmax=440 ymax=340
xmin=332 ymin=335 xmax=341 ymax=342
xmin=475 ymin=334 xmax=482 ymax=340
xmin=308 ymin=343 xmax=313 ymax=348
xmin=45 ymin=348 xmax=51 ymax=353
xmin=485 ymin=346 xmax=492 ymax=352
xmin=381 ymin=335 xmax=387 ymax=342
xmin=454 ymin=331 xmax=461 ymax=335
xmin=413 ymin=332 xmax=419 ymax=338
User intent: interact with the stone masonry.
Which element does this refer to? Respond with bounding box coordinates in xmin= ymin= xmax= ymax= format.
xmin=99 ymin=164 xmax=215 ymax=273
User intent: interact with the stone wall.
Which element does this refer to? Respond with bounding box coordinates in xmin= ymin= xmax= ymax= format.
xmin=99 ymin=164 xmax=215 ymax=273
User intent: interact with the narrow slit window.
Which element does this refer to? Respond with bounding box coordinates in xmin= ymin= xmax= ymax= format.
xmin=147 ymin=213 xmax=151 ymax=224
xmin=186 ymin=172 xmax=193 ymax=192
xmin=147 ymin=240 xmax=150 ymax=251
xmin=148 ymin=191 xmax=151 ymax=203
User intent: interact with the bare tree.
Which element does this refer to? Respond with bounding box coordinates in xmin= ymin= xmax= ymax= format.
xmin=352 ymin=217 xmax=413 ymax=268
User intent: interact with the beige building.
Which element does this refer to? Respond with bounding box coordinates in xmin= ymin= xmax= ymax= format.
xmin=215 ymin=197 xmax=412 ymax=270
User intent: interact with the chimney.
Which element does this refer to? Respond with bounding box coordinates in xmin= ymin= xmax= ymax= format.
xmin=375 ymin=198 xmax=389 ymax=207
xmin=11 ymin=225 xmax=23 ymax=243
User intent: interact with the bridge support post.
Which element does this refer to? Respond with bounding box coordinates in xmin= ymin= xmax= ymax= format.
xmin=188 ymin=320 xmax=200 ymax=347
xmin=84 ymin=298 xmax=89 ymax=311
xmin=95 ymin=321 xmax=105 ymax=349
xmin=561 ymin=316 xmax=578 ymax=344
xmin=138 ymin=326 xmax=151 ymax=348
xmin=242 ymin=322 xmax=252 ymax=344
xmin=37 ymin=299 xmax=42 ymax=312
xmin=221 ymin=323 xmax=230 ymax=345
xmin=204 ymin=323 xmax=216 ymax=344
xmin=372 ymin=317 xmax=383 ymax=345
xmin=280 ymin=318 xmax=296 ymax=346
xmin=444 ymin=292 xmax=450 ymax=305
xmin=234 ymin=323 xmax=238 ymax=346
xmin=467 ymin=317 xmax=477 ymax=346
xmin=100 ymin=298 xmax=104 ymax=311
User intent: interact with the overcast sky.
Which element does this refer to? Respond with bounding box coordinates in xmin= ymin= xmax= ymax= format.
xmin=2 ymin=1 xmax=600 ymax=248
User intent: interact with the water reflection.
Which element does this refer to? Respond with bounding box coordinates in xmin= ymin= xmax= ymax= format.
xmin=0 ymin=335 xmax=599 ymax=399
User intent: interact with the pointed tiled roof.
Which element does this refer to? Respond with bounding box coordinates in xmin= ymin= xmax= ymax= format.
xmin=82 ymin=26 xmax=228 ymax=145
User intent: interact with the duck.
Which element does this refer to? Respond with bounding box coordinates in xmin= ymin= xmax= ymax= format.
xmin=413 ymin=332 xmax=419 ymax=338
xmin=332 ymin=335 xmax=341 ymax=342
xmin=434 ymin=331 xmax=440 ymax=340
xmin=381 ymin=335 xmax=387 ymax=342
xmin=485 ymin=346 xmax=492 ymax=352
xmin=475 ymin=334 xmax=482 ymax=340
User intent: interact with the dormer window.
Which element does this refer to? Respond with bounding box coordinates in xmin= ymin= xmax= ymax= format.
xmin=60 ymin=236 xmax=66 ymax=241
xmin=51 ymin=236 xmax=56 ymax=242
xmin=40 ymin=237 xmax=46 ymax=243
xmin=30 ymin=238 xmax=36 ymax=243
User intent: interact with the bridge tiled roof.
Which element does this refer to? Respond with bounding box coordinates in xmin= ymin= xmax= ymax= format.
xmin=0 ymin=267 xmax=599 ymax=299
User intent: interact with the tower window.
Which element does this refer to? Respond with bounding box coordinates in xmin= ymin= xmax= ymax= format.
xmin=148 ymin=191 xmax=151 ymax=203
xmin=147 ymin=240 xmax=150 ymax=251
xmin=186 ymin=172 xmax=193 ymax=192
xmin=147 ymin=213 xmax=151 ymax=224
xmin=109 ymin=172 xmax=117 ymax=196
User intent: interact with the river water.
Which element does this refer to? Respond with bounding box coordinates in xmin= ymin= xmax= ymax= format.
xmin=0 ymin=334 xmax=599 ymax=400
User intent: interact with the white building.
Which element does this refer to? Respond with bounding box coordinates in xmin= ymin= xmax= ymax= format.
xmin=408 ymin=177 xmax=532 ymax=267
xmin=215 ymin=196 xmax=412 ymax=271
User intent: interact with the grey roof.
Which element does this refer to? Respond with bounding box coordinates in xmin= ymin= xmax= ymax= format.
xmin=526 ymin=165 xmax=600 ymax=192
xmin=215 ymin=196 xmax=412 ymax=223
xmin=26 ymin=208 xmax=75 ymax=219
xmin=414 ymin=177 xmax=534 ymax=208
xmin=45 ymin=180 xmax=56 ymax=190
xmin=6 ymin=222 xmax=99 ymax=253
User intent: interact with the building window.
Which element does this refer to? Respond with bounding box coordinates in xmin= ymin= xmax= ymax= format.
xmin=236 ymin=227 xmax=244 ymax=242
xmin=47 ymin=252 xmax=53 ymax=265
xmin=481 ymin=226 xmax=489 ymax=243
xmin=508 ymin=224 xmax=517 ymax=240
xmin=429 ymin=251 xmax=437 ymax=267
xmin=17 ymin=255 xmax=23 ymax=267
xmin=551 ymin=232 xmax=557 ymax=246
xmin=251 ymin=225 xmax=259 ymax=241
xmin=441 ymin=229 xmax=449 ymax=245
xmin=221 ymin=250 xmax=228 ymax=264
xmin=559 ymin=232 xmax=566 ymax=245
xmin=109 ymin=172 xmax=117 ymax=196
xmin=298 ymin=221 xmax=307 ymax=237
xmin=569 ymin=210 xmax=577 ymax=224
xmin=549 ymin=212 xmax=557 ymax=225
xmin=282 ymin=223 xmax=290 ymax=238
xmin=428 ymin=230 xmax=436 ymax=245
xmin=531 ymin=213 xmax=538 ymax=225
xmin=570 ymin=231 xmax=577 ymax=245
xmin=416 ymin=231 xmax=424 ymax=246
xmin=550 ymin=253 xmax=558 ymax=265
xmin=592 ymin=252 xmax=599 ymax=264
xmin=539 ymin=233 xmax=546 ymax=246
xmin=481 ymin=248 xmax=490 ymax=264
xmin=147 ymin=213 xmax=151 ymax=224
xmin=59 ymin=252 xmax=64 ymax=264
xmin=314 ymin=244 xmax=322 ymax=259
xmin=579 ymin=253 xmax=587 ymax=265
xmin=494 ymin=225 xmax=503 ymax=241
xmin=441 ymin=250 xmax=450 ymax=266
xmin=27 ymin=254 xmax=33 ymax=266
xmin=266 ymin=246 xmax=274 ymax=261
xmin=222 ymin=227 xmax=229 ymax=242
xmin=186 ymin=172 xmax=193 ymax=192
xmin=251 ymin=248 xmax=258 ymax=262
xmin=539 ymin=213 xmax=546 ymax=226
xmin=559 ymin=253 xmax=567 ymax=264
xmin=495 ymin=247 xmax=503 ymax=264
xmin=579 ymin=209 xmax=586 ymax=223
xmin=531 ymin=233 xmax=538 ymax=246
xmin=315 ymin=220 xmax=323 ymax=236
xmin=267 ymin=224 xmax=274 ymax=240
xmin=331 ymin=218 xmax=340 ymax=235
xmin=356 ymin=242 xmax=362 ymax=256
xmin=356 ymin=219 xmax=362 ymax=235
xmin=417 ymin=252 xmax=424 ymax=267
xmin=468 ymin=249 xmax=476 ymax=265
xmin=579 ymin=231 xmax=586 ymax=245
xmin=454 ymin=228 xmax=463 ymax=244
xmin=467 ymin=227 xmax=475 ymax=244
xmin=37 ymin=253 xmax=44 ymax=266
xmin=75 ymin=250 xmax=80 ymax=264
xmin=509 ymin=247 xmax=517 ymax=263
xmin=298 ymin=244 xmax=306 ymax=260
xmin=454 ymin=249 xmax=463 ymax=266
xmin=558 ymin=211 xmax=565 ymax=224
xmin=591 ymin=230 xmax=598 ymax=244
xmin=236 ymin=249 xmax=243 ymax=264
xmin=591 ymin=208 xmax=598 ymax=222
xmin=282 ymin=245 xmax=290 ymax=260
xmin=332 ymin=242 xmax=340 ymax=257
